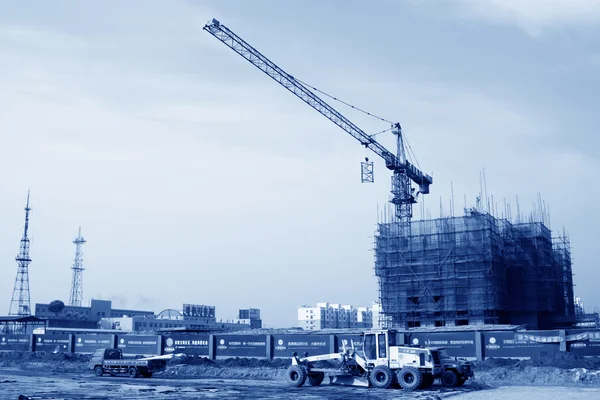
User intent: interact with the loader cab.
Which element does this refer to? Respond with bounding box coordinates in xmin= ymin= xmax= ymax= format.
xmin=363 ymin=329 xmax=398 ymax=366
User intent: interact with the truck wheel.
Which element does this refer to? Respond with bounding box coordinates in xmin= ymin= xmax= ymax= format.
xmin=441 ymin=370 xmax=459 ymax=387
xmin=286 ymin=365 xmax=307 ymax=387
xmin=398 ymin=367 xmax=422 ymax=391
xmin=369 ymin=365 xmax=395 ymax=389
xmin=419 ymin=373 xmax=434 ymax=389
xmin=94 ymin=366 xmax=103 ymax=377
xmin=128 ymin=367 xmax=138 ymax=378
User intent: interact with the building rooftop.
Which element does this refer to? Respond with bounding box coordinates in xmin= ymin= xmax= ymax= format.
xmin=0 ymin=315 xmax=44 ymax=323
xmin=404 ymin=324 xmax=525 ymax=333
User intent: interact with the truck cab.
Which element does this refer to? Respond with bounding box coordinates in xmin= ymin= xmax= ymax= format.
xmin=90 ymin=349 xmax=122 ymax=367
xmin=436 ymin=347 xmax=474 ymax=387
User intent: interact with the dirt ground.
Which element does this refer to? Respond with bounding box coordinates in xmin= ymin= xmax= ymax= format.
xmin=0 ymin=369 xmax=479 ymax=400
xmin=2 ymin=370 xmax=600 ymax=400
xmin=2 ymin=351 xmax=600 ymax=399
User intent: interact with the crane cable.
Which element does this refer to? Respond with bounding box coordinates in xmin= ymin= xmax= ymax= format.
xmin=295 ymin=78 xmax=394 ymax=125
xmin=296 ymin=77 xmax=421 ymax=168
xmin=368 ymin=127 xmax=393 ymax=137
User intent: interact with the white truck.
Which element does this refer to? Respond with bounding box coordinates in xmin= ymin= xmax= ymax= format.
xmin=286 ymin=329 xmax=473 ymax=390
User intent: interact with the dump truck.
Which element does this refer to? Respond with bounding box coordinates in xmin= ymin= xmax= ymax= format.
xmin=286 ymin=329 xmax=473 ymax=390
xmin=90 ymin=348 xmax=169 ymax=378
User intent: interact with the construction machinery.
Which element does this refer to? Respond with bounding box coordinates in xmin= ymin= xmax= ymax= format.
xmin=203 ymin=18 xmax=432 ymax=232
xmin=285 ymin=329 xmax=473 ymax=390
xmin=437 ymin=348 xmax=474 ymax=387
xmin=90 ymin=348 xmax=170 ymax=378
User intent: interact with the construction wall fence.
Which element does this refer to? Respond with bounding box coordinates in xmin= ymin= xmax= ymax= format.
xmin=2 ymin=328 xmax=600 ymax=360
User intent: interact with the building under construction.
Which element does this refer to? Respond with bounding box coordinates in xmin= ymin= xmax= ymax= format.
xmin=375 ymin=207 xmax=575 ymax=330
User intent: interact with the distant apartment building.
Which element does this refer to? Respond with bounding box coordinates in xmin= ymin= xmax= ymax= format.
xmin=575 ymin=297 xmax=585 ymax=315
xmin=372 ymin=301 xmax=382 ymax=329
xmin=235 ymin=308 xmax=262 ymax=329
xmin=298 ymin=303 xmax=373 ymax=330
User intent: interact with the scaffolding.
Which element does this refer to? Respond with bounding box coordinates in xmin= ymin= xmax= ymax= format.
xmin=375 ymin=209 xmax=575 ymax=329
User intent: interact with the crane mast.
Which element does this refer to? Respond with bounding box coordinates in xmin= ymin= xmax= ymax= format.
xmin=203 ymin=19 xmax=432 ymax=231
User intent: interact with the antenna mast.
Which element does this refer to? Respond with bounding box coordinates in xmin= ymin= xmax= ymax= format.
xmin=9 ymin=191 xmax=32 ymax=316
xmin=69 ymin=227 xmax=86 ymax=307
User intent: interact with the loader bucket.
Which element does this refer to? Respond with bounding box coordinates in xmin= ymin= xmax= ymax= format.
xmin=329 ymin=375 xmax=369 ymax=387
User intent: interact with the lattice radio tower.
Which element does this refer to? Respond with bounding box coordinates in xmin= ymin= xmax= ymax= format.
xmin=69 ymin=227 xmax=86 ymax=307
xmin=9 ymin=191 xmax=32 ymax=316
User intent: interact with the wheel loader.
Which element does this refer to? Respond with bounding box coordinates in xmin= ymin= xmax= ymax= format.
xmin=285 ymin=329 xmax=473 ymax=390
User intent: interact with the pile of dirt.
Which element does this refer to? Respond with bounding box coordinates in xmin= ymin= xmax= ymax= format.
xmin=0 ymin=351 xmax=91 ymax=374
xmin=0 ymin=351 xmax=90 ymax=367
xmin=167 ymin=356 xmax=290 ymax=369
xmin=473 ymin=353 xmax=600 ymax=387
xmin=473 ymin=366 xmax=600 ymax=386
xmin=520 ymin=352 xmax=600 ymax=370
xmin=163 ymin=364 xmax=287 ymax=380
xmin=476 ymin=352 xmax=600 ymax=371
xmin=163 ymin=356 xmax=292 ymax=379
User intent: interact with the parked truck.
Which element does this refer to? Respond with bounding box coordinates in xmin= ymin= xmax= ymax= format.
xmin=89 ymin=348 xmax=168 ymax=378
xmin=437 ymin=348 xmax=474 ymax=387
xmin=286 ymin=329 xmax=473 ymax=390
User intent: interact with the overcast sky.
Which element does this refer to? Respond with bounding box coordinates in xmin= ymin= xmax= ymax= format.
xmin=1 ymin=1 xmax=599 ymax=327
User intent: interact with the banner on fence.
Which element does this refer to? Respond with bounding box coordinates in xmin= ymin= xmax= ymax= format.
xmin=34 ymin=334 xmax=70 ymax=352
xmin=117 ymin=335 xmax=160 ymax=355
xmin=408 ymin=332 xmax=477 ymax=358
xmin=335 ymin=334 xmax=363 ymax=353
xmin=73 ymin=334 xmax=114 ymax=353
xmin=483 ymin=331 xmax=560 ymax=358
xmin=162 ymin=334 xmax=210 ymax=356
xmin=273 ymin=334 xmax=330 ymax=358
xmin=566 ymin=330 xmax=600 ymax=356
xmin=215 ymin=335 xmax=266 ymax=358
xmin=0 ymin=334 xmax=30 ymax=351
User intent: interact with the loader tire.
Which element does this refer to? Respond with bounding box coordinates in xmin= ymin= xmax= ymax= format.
xmin=307 ymin=372 xmax=324 ymax=386
xmin=441 ymin=370 xmax=459 ymax=387
xmin=286 ymin=365 xmax=307 ymax=387
xmin=369 ymin=365 xmax=395 ymax=389
xmin=398 ymin=366 xmax=422 ymax=391
xmin=419 ymin=373 xmax=434 ymax=389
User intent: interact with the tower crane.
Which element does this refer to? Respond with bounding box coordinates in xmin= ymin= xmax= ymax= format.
xmin=203 ymin=19 xmax=432 ymax=234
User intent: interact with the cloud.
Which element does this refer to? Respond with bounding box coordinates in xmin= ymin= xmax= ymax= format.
xmin=454 ymin=0 xmax=600 ymax=35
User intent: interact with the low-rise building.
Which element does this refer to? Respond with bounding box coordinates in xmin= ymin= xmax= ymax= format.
xmin=36 ymin=300 xmax=262 ymax=333
xmin=98 ymin=304 xmax=260 ymax=333
xmin=35 ymin=299 xmax=154 ymax=325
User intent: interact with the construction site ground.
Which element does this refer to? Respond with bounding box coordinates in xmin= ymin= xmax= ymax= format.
xmin=1 ymin=352 xmax=600 ymax=399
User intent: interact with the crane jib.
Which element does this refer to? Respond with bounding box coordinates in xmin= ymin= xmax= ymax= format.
xmin=203 ymin=18 xmax=432 ymax=191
